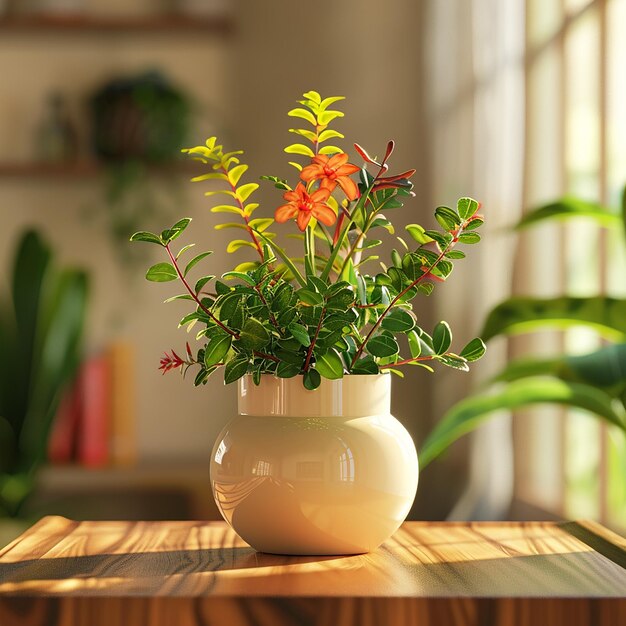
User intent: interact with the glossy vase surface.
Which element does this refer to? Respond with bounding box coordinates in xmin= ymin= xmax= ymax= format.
xmin=210 ymin=374 xmax=419 ymax=555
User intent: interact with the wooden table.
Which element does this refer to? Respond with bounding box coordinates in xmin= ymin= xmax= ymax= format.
xmin=0 ymin=517 xmax=625 ymax=625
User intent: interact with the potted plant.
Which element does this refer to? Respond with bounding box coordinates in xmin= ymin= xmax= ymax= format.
xmin=132 ymin=91 xmax=486 ymax=555
xmin=0 ymin=231 xmax=88 ymax=547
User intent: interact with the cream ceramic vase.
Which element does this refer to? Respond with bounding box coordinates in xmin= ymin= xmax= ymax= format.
xmin=210 ymin=373 xmax=419 ymax=555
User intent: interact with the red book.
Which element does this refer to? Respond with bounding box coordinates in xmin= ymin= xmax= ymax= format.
xmin=48 ymin=380 xmax=80 ymax=464
xmin=77 ymin=355 xmax=110 ymax=468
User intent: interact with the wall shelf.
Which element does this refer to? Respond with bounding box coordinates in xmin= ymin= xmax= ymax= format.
xmin=0 ymin=14 xmax=233 ymax=35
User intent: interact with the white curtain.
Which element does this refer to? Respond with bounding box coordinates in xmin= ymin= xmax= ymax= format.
xmin=423 ymin=0 xmax=525 ymax=518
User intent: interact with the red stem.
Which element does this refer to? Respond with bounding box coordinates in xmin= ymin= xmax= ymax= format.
xmin=303 ymin=307 xmax=326 ymax=372
xmin=166 ymin=244 xmax=238 ymax=338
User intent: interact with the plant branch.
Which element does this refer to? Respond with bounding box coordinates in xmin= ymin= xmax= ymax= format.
xmin=220 ymin=166 xmax=264 ymax=261
xmin=303 ymin=306 xmax=326 ymax=372
xmin=166 ymin=244 xmax=238 ymax=338
xmin=350 ymin=227 xmax=464 ymax=369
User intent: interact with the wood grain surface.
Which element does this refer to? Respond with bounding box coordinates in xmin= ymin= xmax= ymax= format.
xmin=0 ymin=517 xmax=625 ymax=626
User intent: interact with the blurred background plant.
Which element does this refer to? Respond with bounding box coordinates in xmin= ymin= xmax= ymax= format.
xmin=0 ymin=230 xmax=88 ymax=529
xmin=89 ymin=71 xmax=192 ymax=265
xmin=421 ymin=190 xmax=626 ymax=467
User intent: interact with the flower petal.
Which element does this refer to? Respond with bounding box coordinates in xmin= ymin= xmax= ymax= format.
xmin=283 ymin=190 xmax=299 ymax=202
xmin=310 ymin=187 xmax=331 ymax=202
xmin=336 ymin=175 xmax=359 ymax=201
xmin=300 ymin=163 xmax=324 ymax=181
xmin=335 ymin=163 xmax=360 ymax=176
xmin=312 ymin=204 xmax=337 ymax=226
xmin=327 ymin=152 xmax=349 ymax=169
xmin=297 ymin=209 xmax=311 ymax=231
xmin=275 ymin=203 xmax=298 ymax=222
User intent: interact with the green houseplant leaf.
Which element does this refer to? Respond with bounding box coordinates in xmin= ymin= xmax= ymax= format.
xmin=481 ymin=297 xmax=626 ymax=342
xmin=420 ymin=378 xmax=626 ymax=468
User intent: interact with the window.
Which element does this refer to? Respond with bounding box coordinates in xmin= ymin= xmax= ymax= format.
xmin=425 ymin=0 xmax=626 ymax=527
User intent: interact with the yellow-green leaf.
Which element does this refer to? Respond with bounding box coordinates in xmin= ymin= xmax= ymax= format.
xmin=287 ymin=108 xmax=317 ymax=125
xmin=289 ymin=128 xmax=316 ymax=142
xmin=319 ymin=96 xmax=345 ymax=110
xmin=235 ymin=261 xmax=259 ymax=273
xmin=318 ymin=145 xmax=343 ymax=155
xmin=211 ymin=205 xmax=244 ymax=215
xmin=302 ymin=90 xmax=321 ymax=104
xmin=236 ymin=183 xmax=259 ymax=203
xmin=318 ymin=110 xmax=344 ymax=125
xmin=243 ymin=202 xmax=259 ymax=217
xmin=228 ymin=164 xmax=248 ymax=186
xmin=249 ymin=218 xmax=274 ymax=232
xmin=227 ymin=240 xmax=256 ymax=253
xmin=288 ymin=161 xmax=303 ymax=172
xmin=284 ymin=143 xmax=315 ymax=157
xmin=214 ymin=223 xmax=247 ymax=231
xmin=318 ymin=129 xmax=345 ymax=143
xmin=204 ymin=189 xmax=236 ymax=198
xmin=191 ymin=172 xmax=227 ymax=182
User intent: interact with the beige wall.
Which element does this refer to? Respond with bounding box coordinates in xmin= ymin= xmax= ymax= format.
xmin=0 ymin=0 xmax=453 ymax=516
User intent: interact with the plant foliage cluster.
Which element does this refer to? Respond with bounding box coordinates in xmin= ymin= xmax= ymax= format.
xmin=132 ymin=91 xmax=486 ymax=390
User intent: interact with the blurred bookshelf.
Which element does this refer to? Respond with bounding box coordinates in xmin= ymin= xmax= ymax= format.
xmin=0 ymin=15 xmax=233 ymax=35
xmin=32 ymin=462 xmax=219 ymax=520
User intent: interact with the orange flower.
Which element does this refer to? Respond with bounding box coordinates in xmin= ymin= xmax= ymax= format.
xmin=300 ymin=153 xmax=360 ymax=201
xmin=274 ymin=183 xmax=336 ymax=231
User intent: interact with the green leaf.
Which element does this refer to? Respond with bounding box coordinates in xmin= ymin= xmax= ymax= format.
xmin=381 ymin=308 xmax=416 ymax=332
xmin=224 ymin=355 xmax=249 ymax=384
xmin=515 ymin=196 xmax=621 ymax=231
xmin=493 ymin=343 xmax=626 ymax=390
xmin=351 ymin=357 xmax=379 ymax=374
xmin=435 ymin=206 xmax=461 ymax=231
xmin=204 ymin=334 xmax=232 ymax=367
xmin=277 ymin=361 xmax=301 ymax=378
xmin=284 ymin=143 xmax=315 ymax=158
xmin=162 ymin=218 xmax=192 ymax=244
xmin=289 ymin=322 xmax=311 ymax=347
xmin=221 ymin=271 xmax=256 ymax=285
xmin=437 ymin=354 xmax=469 ymax=371
xmin=184 ymin=252 xmax=212 ymax=277
xmin=195 ymin=275 xmax=215 ymax=292
xmin=239 ymin=318 xmax=270 ymax=351
xmin=130 ymin=231 xmax=163 ymax=245
xmin=366 ymin=333 xmax=400 ymax=358
xmin=146 ymin=262 xmax=177 ymax=282
xmin=458 ymin=232 xmax=481 ymax=244
xmin=433 ymin=321 xmax=452 ymax=354
xmin=419 ymin=378 xmax=626 ymax=468
xmin=457 ymin=197 xmax=479 ymax=220
xmin=296 ymin=288 xmax=324 ymax=306
xmin=482 ymin=297 xmax=626 ymax=342
xmin=460 ymin=338 xmax=486 ymax=362
xmin=303 ymin=369 xmax=321 ymax=390
xmin=326 ymin=288 xmax=355 ymax=311
xmin=211 ymin=205 xmax=244 ymax=215
xmin=315 ymin=349 xmax=344 ymax=379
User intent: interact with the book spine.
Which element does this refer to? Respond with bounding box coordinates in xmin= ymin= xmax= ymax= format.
xmin=48 ymin=379 xmax=80 ymax=464
xmin=77 ymin=355 xmax=110 ymax=468
xmin=107 ymin=341 xmax=137 ymax=466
